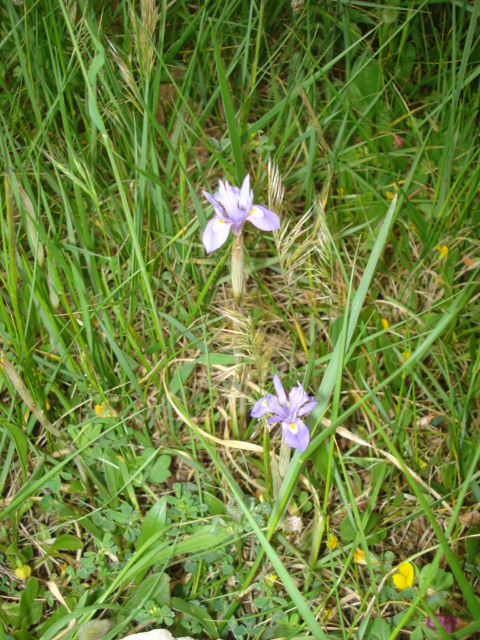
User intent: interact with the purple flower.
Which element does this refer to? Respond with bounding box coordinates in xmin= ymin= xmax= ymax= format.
xmin=202 ymin=174 xmax=280 ymax=253
xmin=251 ymin=374 xmax=317 ymax=453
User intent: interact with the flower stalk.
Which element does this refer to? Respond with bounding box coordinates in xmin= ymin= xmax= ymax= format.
xmin=231 ymin=233 xmax=245 ymax=308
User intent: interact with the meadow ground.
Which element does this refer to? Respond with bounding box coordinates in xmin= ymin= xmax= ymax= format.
xmin=0 ymin=1 xmax=480 ymax=639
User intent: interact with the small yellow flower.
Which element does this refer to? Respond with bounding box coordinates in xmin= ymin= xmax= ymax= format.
xmin=401 ymin=351 xmax=411 ymax=361
xmin=45 ymin=397 xmax=51 ymax=411
xmin=322 ymin=607 xmax=333 ymax=621
xmin=353 ymin=548 xmax=367 ymax=564
xmin=436 ymin=244 xmax=449 ymax=260
xmin=381 ymin=317 xmax=389 ymax=330
xmin=392 ymin=561 xmax=414 ymax=590
xmin=15 ymin=564 xmax=31 ymax=580
xmin=94 ymin=402 xmax=117 ymax=418
xmin=94 ymin=402 xmax=105 ymax=416
xmin=265 ymin=572 xmax=277 ymax=586
xmin=327 ymin=534 xmax=338 ymax=550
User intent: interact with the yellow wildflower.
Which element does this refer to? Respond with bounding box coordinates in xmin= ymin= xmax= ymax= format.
xmin=15 ymin=565 xmax=31 ymax=580
xmin=94 ymin=402 xmax=117 ymax=418
xmin=392 ymin=561 xmax=414 ymax=590
xmin=94 ymin=402 xmax=105 ymax=416
xmin=353 ymin=548 xmax=367 ymax=564
xmin=327 ymin=534 xmax=338 ymax=550
xmin=401 ymin=351 xmax=411 ymax=361
xmin=381 ymin=317 xmax=389 ymax=330
xmin=436 ymin=244 xmax=449 ymax=260
xmin=265 ymin=573 xmax=277 ymax=586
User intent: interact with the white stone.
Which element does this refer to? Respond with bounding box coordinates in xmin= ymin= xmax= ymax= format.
xmin=120 ymin=631 xmax=194 ymax=640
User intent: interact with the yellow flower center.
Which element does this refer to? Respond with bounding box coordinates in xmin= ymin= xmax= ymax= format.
xmin=288 ymin=422 xmax=298 ymax=434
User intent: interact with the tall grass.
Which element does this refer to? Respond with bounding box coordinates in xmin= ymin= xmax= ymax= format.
xmin=0 ymin=1 xmax=479 ymax=639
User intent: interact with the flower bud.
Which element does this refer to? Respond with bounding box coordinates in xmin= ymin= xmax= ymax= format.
xmin=79 ymin=619 xmax=112 ymax=640
xmin=393 ymin=134 xmax=404 ymax=148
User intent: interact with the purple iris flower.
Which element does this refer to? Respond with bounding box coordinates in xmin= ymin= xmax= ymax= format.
xmin=251 ymin=374 xmax=317 ymax=453
xmin=202 ymin=174 xmax=280 ymax=254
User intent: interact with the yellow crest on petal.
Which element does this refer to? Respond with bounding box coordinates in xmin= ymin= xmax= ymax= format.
xmin=392 ymin=561 xmax=414 ymax=590
xmin=288 ymin=421 xmax=298 ymax=434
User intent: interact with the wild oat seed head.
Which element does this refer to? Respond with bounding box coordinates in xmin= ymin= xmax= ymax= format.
xmin=109 ymin=42 xmax=136 ymax=92
xmin=267 ymin=159 xmax=284 ymax=213
xmin=275 ymin=198 xmax=332 ymax=295
xmin=131 ymin=0 xmax=159 ymax=73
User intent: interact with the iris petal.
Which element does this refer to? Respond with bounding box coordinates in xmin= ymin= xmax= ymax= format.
xmin=282 ymin=419 xmax=310 ymax=452
xmin=251 ymin=396 xmax=269 ymax=418
xmin=298 ymin=400 xmax=317 ymax=416
xmin=273 ymin=374 xmax=288 ymax=405
xmin=247 ymin=205 xmax=280 ymax=231
xmin=202 ymin=217 xmax=232 ymax=253
xmin=238 ymin=174 xmax=252 ymax=210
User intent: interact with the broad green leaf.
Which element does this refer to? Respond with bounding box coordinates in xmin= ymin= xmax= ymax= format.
xmin=47 ymin=534 xmax=83 ymax=553
xmin=4 ymin=422 xmax=28 ymax=480
xmin=148 ymin=456 xmax=172 ymax=485
xmin=136 ymin=497 xmax=168 ymax=551
xmin=127 ymin=572 xmax=170 ymax=609
xmin=171 ymin=597 xmax=218 ymax=639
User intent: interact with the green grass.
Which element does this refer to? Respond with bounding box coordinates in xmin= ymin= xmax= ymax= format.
xmin=1 ymin=1 xmax=480 ymax=639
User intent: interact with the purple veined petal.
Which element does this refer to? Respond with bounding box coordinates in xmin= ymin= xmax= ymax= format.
xmin=238 ymin=174 xmax=252 ymax=210
xmin=265 ymin=397 xmax=287 ymax=422
xmin=203 ymin=190 xmax=225 ymax=216
xmin=226 ymin=202 xmax=249 ymax=227
xmin=251 ymin=396 xmax=270 ymax=418
xmin=273 ymin=374 xmax=288 ymax=406
xmin=282 ymin=419 xmax=310 ymax=452
xmin=267 ymin=414 xmax=284 ymax=425
xmin=202 ymin=217 xmax=232 ymax=253
xmin=247 ymin=204 xmax=280 ymax=231
xmin=289 ymin=384 xmax=309 ymax=415
xmin=216 ymin=180 xmax=239 ymax=215
xmin=298 ymin=400 xmax=317 ymax=416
